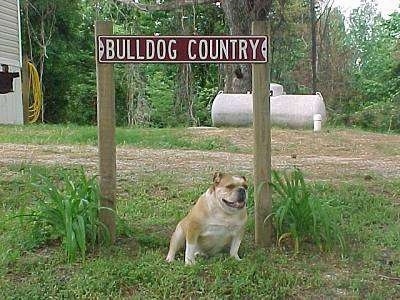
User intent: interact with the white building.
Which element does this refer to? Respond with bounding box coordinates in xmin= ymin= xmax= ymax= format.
xmin=0 ymin=0 xmax=24 ymax=124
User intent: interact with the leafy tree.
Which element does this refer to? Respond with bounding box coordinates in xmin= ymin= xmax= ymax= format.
xmin=344 ymin=1 xmax=400 ymax=131
xmin=270 ymin=0 xmax=309 ymax=93
xmin=21 ymin=0 xmax=84 ymax=123
xmin=317 ymin=6 xmax=352 ymax=112
xmin=347 ymin=0 xmax=397 ymax=103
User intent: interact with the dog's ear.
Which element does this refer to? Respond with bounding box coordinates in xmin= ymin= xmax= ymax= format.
xmin=213 ymin=172 xmax=224 ymax=184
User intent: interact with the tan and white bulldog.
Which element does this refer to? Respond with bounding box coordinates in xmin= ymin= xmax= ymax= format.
xmin=166 ymin=172 xmax=248 ymax=265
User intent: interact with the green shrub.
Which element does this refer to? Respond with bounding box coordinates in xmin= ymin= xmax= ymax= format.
xmin=146 ymin=69 xmax=179 ymax=127
xmin=270 ymin=167 xmax=345 ymax=253
xmin=194 ymin=83 xmax=219 ymax=126
xmin=26 ymin=168 xmax=111 ymax=262
xmin=351 ymin=95 xmax=400 ymax=133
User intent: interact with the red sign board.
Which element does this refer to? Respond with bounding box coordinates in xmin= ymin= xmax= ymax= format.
xmin=97 ymin=36 xmax=268 ymax=63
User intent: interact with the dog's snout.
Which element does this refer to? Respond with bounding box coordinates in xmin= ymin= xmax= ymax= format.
xmin=237 ymin=188 xmax=246 ymax=202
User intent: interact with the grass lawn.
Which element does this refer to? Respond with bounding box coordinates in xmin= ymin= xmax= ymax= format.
xmin=0 ymin=124 xmax=238 ymax=152
xmin=0 ymin=125 xmax=399 ymax=298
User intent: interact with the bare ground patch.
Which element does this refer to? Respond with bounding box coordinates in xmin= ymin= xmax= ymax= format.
xmin=0 ymin=128 xmax=399 ymax=182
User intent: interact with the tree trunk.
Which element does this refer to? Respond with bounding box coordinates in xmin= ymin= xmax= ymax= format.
xmin=125 ymin=65 xmax=150 ymax=126
xmin=221 ymin=0 xmax=272 ymax=93
xmin=221 ymin=1 xmax=251 ymax=93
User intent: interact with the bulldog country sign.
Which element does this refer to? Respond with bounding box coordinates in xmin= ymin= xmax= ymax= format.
xmin=97 ymin=36 xmax=269 ymax=63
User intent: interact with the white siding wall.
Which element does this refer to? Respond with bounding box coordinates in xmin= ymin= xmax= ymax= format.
xmin=0 ymin=0 xmax=23 ymax=125
xmin=0 ymin=0 xmax=21 ymax=67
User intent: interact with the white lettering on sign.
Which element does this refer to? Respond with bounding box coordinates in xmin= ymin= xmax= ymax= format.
xmin=230 ymin=40 xmax=237 ymax=60
xmin=249 ymin=39 xmax=260 ymax=60
xmin=199 ymin=39 xmax=208 ymax=60
xmin=187 ymin=39 xmax=257 ymax=61
xmin=209 ymin=40 xmax=218 ymax=59
xmin=98 ymin=36 xmax=269 ymax=63
xmin=106 ymin=39 xmax=115 ymax=59
xmin=220 ymin=40 xmax=228 ymax=60
xmin=169 ymin=40 xmax=177 ymax=59
xmin=238 ymin=39 xmax=247 ymax=59
xmin=127 ymin=40 xmax=135 ymax=59
xmin=136 ymin=40 xmax=144 ymax=59
xmin=146 ymin=40 xmax=155 ymax=59
xmin=188 ymin=40 xmax=197 ymax=59
xmin=116 ymin=39 xmax=124 ymax=59
xmin=103 ymin=38 xmax=178 ymax=61
xmin=157 ymin=40 xmax=166 ymax=59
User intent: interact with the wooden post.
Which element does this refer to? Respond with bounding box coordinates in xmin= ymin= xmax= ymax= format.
xmin=252 ymin=21 xmax=272 ymax=247
xmin=95 ymin=21 xmax=116 ymax=243
xmin=21 ymin=56 xmax=30 ymax=124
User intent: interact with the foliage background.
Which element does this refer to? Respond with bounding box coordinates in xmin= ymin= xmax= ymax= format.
xmin=21 ymin=0 xmax=400 ymax=131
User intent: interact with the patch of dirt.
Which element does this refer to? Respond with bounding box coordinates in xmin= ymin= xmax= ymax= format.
xmin=0 ymin=128 xmax=399 ymax=182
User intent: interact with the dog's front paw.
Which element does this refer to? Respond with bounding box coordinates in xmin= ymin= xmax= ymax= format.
xmin=165 ymin=255 xmax=174 ymax=263
xmin=185 ymin=257 xmax=196 ymax=265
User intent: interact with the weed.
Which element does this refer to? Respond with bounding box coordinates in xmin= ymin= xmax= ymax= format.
xmin=270 ymin=167 xmax=345 ymax=253
xmin=22 ymin=167 xmax=111 ymax=262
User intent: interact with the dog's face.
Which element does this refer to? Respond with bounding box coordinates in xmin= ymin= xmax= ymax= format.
xmin=211 ymin=172 xmax=248 ymax=211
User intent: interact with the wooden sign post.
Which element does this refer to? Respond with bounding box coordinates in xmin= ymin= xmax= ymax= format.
xmin=252 ymin=21 xmax=272 ymax=247
xmin=95 ymin=20 xmax=271 ymax=247
xmin=95 ymin=21 xmax=116 ymax=243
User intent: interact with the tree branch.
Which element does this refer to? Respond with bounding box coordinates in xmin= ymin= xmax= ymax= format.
xmin=115 ymin=0 xmax=217 ymax=12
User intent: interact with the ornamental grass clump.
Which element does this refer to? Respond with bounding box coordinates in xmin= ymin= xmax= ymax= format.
xmin=28 ymin=168 xmax=111 ymax=262
xmin=270 ymin=167 xmax=345 ymax=253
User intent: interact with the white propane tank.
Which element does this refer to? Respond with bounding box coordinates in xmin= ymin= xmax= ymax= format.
xmin=270 ymin=92 xmax=326 ymax=128
xmin=211 ymin=92 xmax=253 ymax=127
xmin=211 ymin=91 xmax=326 ymax=128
